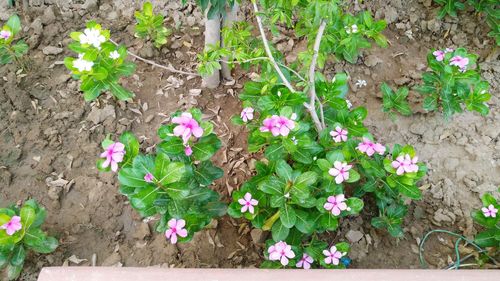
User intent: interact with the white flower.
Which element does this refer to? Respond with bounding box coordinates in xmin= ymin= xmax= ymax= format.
xmin=79 ymin=28 xmax=106 ymax=49
xmin=109 ymin=50 xmax=120 ymax=60
xmin=73 ymin=54 xmax=94 ymax=72
xmin=346 ymin=99 xmax=352 ymax=109
xmin=345 ymin=24 xmax=358 ymax=34
xmin=355 ymin=80 xmax=367 ymax=88
xmin=291 ymin=136 xmax=298 ymax=145
xmin=291 ymin=113 xmax=297 ymax=120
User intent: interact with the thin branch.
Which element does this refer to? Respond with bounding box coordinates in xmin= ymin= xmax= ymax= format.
xmin=252 ymin=1 xmax=295 ymax=92
xmin=109 ymin=39 xmax=200 ymax=77
xmin=220 ymin=57 xmax=306 ymax=82
xmin=306 ymin=20 xmax=327 ymax=132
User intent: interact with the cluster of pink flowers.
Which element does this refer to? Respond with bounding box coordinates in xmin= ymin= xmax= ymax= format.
xmin=357 ymin=137 xmax=385 ymax=156
xmin=240 ymin=107 xmax=254 ymax=123
xmin=165 ymin=218 xmax=188 ymax=244
xmin=432 ymin=48 xmax=453 ymax=61
xmin=268 ymin=241 xmax=295 ymax=266
xmin=296 ymin=253 xmax=313 ymax=269
xmin=260 ymin=115 xmax=295 ymax=137
xmin=330 ymin=127 xmax=348 ymax=143
xmin=324 ymin=194 xmax=349 ymax=216
xmin=449 ymin=55 xmax=469 ymax=72
xmin=238 ymin=192 xmax=259 ymax=214
xmin=0 ymin=216 xmax=22 ymax=236
xmin=172 ymin=112 xmax=204 ymax=156
xmin=391 ymin=154 xmax=419 ymax=175
xmin=328 ymin=161 xmax=352 ymax=184
xmin=0 ymin=30 xmax=12 ymax=40
xmin=482 ymin=204 xmax=498 ymax=218
xmin=323 ymin=245 xmax=346 ymax=265
xmin=100 ymin=142 xmax=126 ymax=172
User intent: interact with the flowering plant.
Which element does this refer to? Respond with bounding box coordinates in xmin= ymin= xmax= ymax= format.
xmin=380 ymin=83 xmax=412 ymax=118
xmin=471 ymin=192 xmax=499 ymax=248
xmin=64 ymin=21 xmax=136 ymax=101
xmin=0 ymin=14 xmax=29 ymax=66
xmin=0 ymin=200 xmax=58 ymax=280
xmin=416 ymin=47 xmax=491 ymax=118
xmin=134 ymin=2 xmax=172 ymax=48
xmin=98 ymin=108 xmax=225 ymax=244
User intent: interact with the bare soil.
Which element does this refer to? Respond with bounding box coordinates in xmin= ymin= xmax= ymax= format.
xmin=0 ymin=0 xmax=499 ymax=280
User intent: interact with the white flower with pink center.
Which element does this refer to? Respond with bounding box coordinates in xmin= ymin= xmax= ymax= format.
xmin=328 ymin=161 xmax=352 ymax=184
xmin=0 ymin=216 xmax=22 ymax=236
xmin=0 ymin=30 xmax=11 ymax=40
xmin=172 ymin=112 xmax=204 ymax=143
xmin=391 ymin=154 xmax=418 ymax=175
xmin=296 ymin=253 xmax=313 ymax=269
xmin=165 ymin=218 xmax=188 ymax=244
xmin=100 ymin=142 xmax=125 ymax=172
xmin=238 ymin=192 xmax=258 ymax=214
xmin=330 ymin=126 xmax=348 ymax=143
xmin=240 ymin=107 xmax=254 ymax=122
xmin=324 ymin=194 xmax=348 ymax=216
xmin=323 ymin=246 xmax=346 ymax=265
xmin=268 ymin=241 xmax=295 ymax=266
xmin=357 ymin=137 xmax=386 ymax=156
xmin=482 ymin=204 xmax=498 ymax=218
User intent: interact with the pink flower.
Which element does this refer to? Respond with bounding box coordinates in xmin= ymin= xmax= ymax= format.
xmin=330 ymin=127 xmax=348 ymax=143
xmin=323 ymin=194 xmax=348 ymax=216
xmin=241 ymin=107 xmax=254 ymax=122
xmin=260 ymin=116 xmax=295 ymax=137
xmin=0 ymin=216 xmax=22 ymax=236
xmin=184 ymin=145 xmax=193 ymax=156
xmin=357 ymin=137 xmax=386 ymax=156
xmin=482 ymin=204 xmax=498 ymax=218
xmin=0 ymin=30 xmax=11 ymax=40
xmin=100 ymin=142 xmax=126 ymax=172
xmin=172 ymin=112 xmax=204 ymax=143
xmin=391 ymin=154 xmax=419 ymax=175
xmin=450 ymin=55 xmax=469 ymax=72
xmin=165 ymin=218 xmax=188 ymax=244
xmin=268 ymin=241 xmax=295 ymax=266
xmin=144 ymin=173 xmax=154 ymax=183
xmin=328 ymin=161 xmax=352 ymax=184
xmin=238 ymin=192 xmax=258 ymax=214
xmin=323 ymin=246 xmax=345 ymax=265
xmin=433 ymin=50 xmax=445 ymax=62
xmin=296 ymin=253 xmax=313 ymax=269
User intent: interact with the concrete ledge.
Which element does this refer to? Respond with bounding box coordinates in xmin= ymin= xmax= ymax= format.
xmin=38 ymin=267 xmax=500 ymax=281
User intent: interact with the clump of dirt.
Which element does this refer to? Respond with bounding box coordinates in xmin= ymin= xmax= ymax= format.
xmin=0 ymin=0 xmax=498 ymax=280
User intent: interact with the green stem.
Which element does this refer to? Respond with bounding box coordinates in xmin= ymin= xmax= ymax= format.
xmin=262 ymin=210 xmax=280 ymax=231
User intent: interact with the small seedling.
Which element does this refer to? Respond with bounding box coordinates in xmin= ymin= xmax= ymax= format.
xmin=134 ymin=2 xmax=172 ymax=48
xmin=0 ymin=14 xmax=29 ymax=68
xmin=381 ymin=82 xmax=412 ymax=118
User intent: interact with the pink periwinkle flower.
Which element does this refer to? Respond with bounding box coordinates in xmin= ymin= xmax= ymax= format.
xmin=357 ymin=137 xmax=386 ymax=156
xmin=268 ymin=241 xmax=295 ymax=266
xmin=260 ymin=115 xmax=295 ymax=137
xmin=144 ymin=173 xmax=154 ymax=183
xmin=238 ymin=192 xmax=258 ymax=214
xmin=184 ymin=145 xmax=193 ymax=156
xmin=172 ymin=112 xmax=204 ymax=143
xmin=323 ymin=246 xmax=346 ymax=265
xmin=324 ymin=194 xmax=349 ymax=216
xmin=328 ymin=161 xmax=352 ymax=184
xmin=330 ymin=126 xmax=348 ymax=143
xmin=241 ymin=107 xmax=254 ymax=123
xmin=433 ymin=50 xmax=445 ymax=62
xmin=0 ymin=30 xmax=11 ymax=40
xmin=482 ymin=204 xmax=498 ymax=218
xmin=450 ymin=55 xmax=469 ymax=72
xmin=0 ymin=216 xmax=22 ymax=236
xmin=296 ymin=253 xmax=313 ymax=269
xmin=391 ymin=154 xmax=419 ymax=175
xmin=165 ymin=218 xmax=188 ymax=244
xmin=100 ymin=142 xmax=126 ymax=172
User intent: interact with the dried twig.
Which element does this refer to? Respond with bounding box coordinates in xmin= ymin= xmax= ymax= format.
xmin=109 ymin=39 xmax=200 ymax=77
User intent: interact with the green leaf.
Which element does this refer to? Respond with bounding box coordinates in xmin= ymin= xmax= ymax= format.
xmin=294 ymin=171 xmax=318 ymax=188
xmin=271 ymin=219 xmax=290 ymax=241
xmin=10 ymin=245 xmax=25 ymax=266
xmin=158 ymin=162 xmax=186 ymax=185
xmin=474 ymin=229 xmax=499 ymax=248
xmin=7 ymin=264 xmax=23 ymax=280
xmin=279 ymin=204 xmax=296 ymax=228
xmin=194 ymin=161 xmax=224 ymax=185
xmin=259 ymin=176 xmax=285 ymax=195
xmin=20 ymin=206 xmax=36 ymax=231
xmin=295 ymin=209 xmax=314 ymax=234
xmin=120 ymin=132 xmax=140 ymax=163
xmin=275 ymin=160 xmax=293 ymax=182
xmin=346 ymin=197 xmax=364 ymax=214
xmin=396 ymin=182 xmax=422 ymax=200
xmin=6 ymin=14 xmax=21 ymax=35
xmin=265 ymin=144 xmax=285 ymax=161
xmin=192 ymin=134 xmax=221 ymax=162
xmin=118 ymin=168 xmax=148 ymax=188
xmin=109 ymin=81 xmax=134 ymax=101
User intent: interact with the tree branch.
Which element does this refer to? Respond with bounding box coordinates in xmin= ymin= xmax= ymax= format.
xmin=109 ymin=39 xmax=200 ymax=77
xmin=252 ymin=1 xmax=295 ymax=93
xmin=306 ymin=20 xmax=327 ymax=132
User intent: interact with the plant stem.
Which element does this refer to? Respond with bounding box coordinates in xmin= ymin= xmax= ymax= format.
xmin=109 ymin=39 xmax=200 ymax=77
xmin=262 ymin=210 xmax=280 ymax=231
xmin=251 ymin=1 xmax=295 ymax=93
xmin=305 ymin=20 xmax=327 ymax=132
xmin=220 ymin=57 xmax=306 ymax=82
